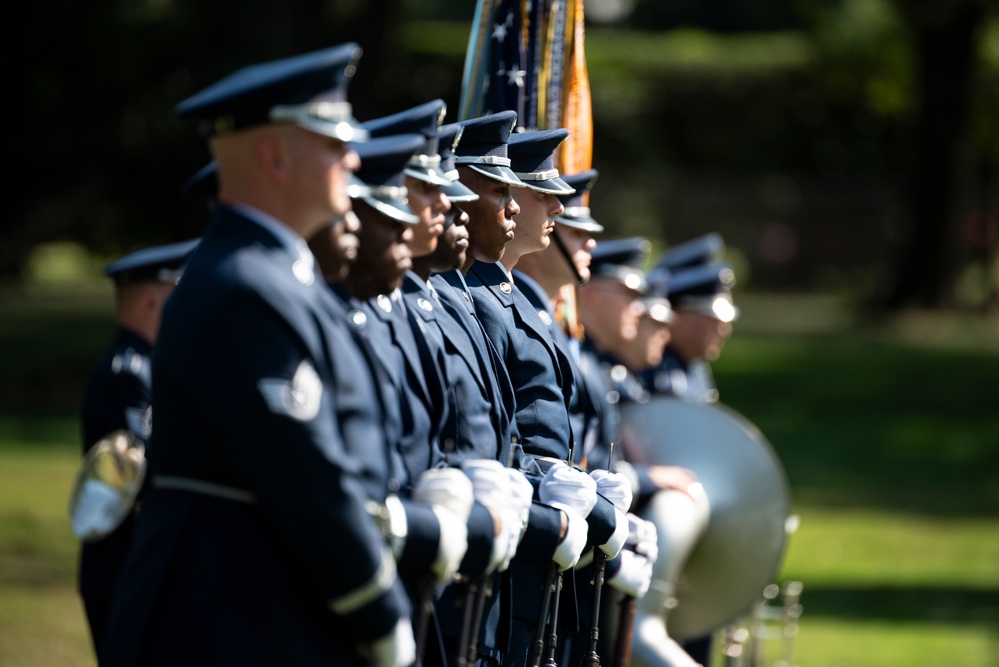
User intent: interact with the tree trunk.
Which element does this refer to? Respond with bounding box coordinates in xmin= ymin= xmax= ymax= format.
xmin=884 ymin=1 xmax=983 ymax=308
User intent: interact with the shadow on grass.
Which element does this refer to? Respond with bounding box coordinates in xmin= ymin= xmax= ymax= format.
xmin=717 ymin=333 xmax=999 ymax=518
xmin=798 ymin=584 xmax=999 ymax=625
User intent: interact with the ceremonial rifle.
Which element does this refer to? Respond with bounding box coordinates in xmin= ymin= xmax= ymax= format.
xmin=580 ymin=442 xmax=614 ymax=667
xmin=529 ymin=443 xmax=574 ymax=667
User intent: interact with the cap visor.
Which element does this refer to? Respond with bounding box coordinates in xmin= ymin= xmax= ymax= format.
xmin=520 ymin=175 xmax=574 ymax=195
xmin=441 ymin=180 xmax=480 ymax=202
xmin=404 ymin=166 xmax=453 ymax=187
xmin=358 ymin=195 xmax=419 ymax=225
xmin=466 ymin=164 xmax=525 ymax=187
xmin=301 ymin=116 xmax=369 ymax=143
xmin=555 ymin=216 xmax=604 ymax=234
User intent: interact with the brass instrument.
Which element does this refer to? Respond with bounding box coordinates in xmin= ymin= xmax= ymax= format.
xmin=617 ymin=398 xmax=795 ymax=666
xmin=68 ymin=429 xmax=146 ymax=542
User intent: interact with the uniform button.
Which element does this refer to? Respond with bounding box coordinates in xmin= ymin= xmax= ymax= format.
xmin=443 ymin=438 xmax=455 ymax=452
xmin=388 ymin=479 xmax=401 ymax=492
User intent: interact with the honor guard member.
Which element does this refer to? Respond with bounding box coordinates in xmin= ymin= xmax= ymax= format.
xmin=515 ymin=169 xmax=603 ymax=464
xmin=312 ymin=133 xmax=475 ymax=665
xmin=100 ymin=45 xmax=418 ymax=667
xmin=363 ymin=99 xmax=455 ymax=260
xmin=75 ymin=239 xmax=198 ymax=652
xmin=643 ymin=260 xmax=738 ymax=404
xmin=420 ymin=120 xmax=536 ymax=667
xmin=578 ymin=239 xmax=700 ymax=509
xmin=512 ymin=168 xmax=635 ymax=664
xmin=360 ymin=102 xmax=456 ymax=477
xmin=462 ymin=126 xmax=603 ymax=667
xmin=642 ymin=233 xmax=738 ymax=403
xmin=342 ymin=133 xmax=450 ymax=480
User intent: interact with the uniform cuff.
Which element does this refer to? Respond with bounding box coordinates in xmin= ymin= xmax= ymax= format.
xmin=458 ymin=501 xmax=496 ymax=576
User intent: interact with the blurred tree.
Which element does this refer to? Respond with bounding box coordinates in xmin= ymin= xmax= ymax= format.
xmin=9 ymin=0 xmax=998 ymax=312
xmin=10 ymin=0 xmax=403 ymax=280
xmin=883 ymin=0 xmax=993 ymax=308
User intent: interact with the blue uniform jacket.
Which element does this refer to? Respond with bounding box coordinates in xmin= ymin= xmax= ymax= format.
xmin=642 ymin=346 xmax=719 ymax=404
xmin=513 ymin=271 xmax=618 ymax=549
xmin=466 ymin=261 xmax=574 ymax=461
xmin=465 ymin=261 xmax=581 ymax=633
xmin=100 ymin=205 xmax=409 ymax=667
xmin=323 ymin=281 xmax=446 ymax=583
xmin=580 ymin=341 xmax=661 ymax=512
xmin=513 ymin=271 xmax=622 ymax=647
xmin=363 ymin=288 xmax=447 ymax=482
xmin=423 ymin=269 xmax=525 ymax=663
xmin=403 ymin=272 xmax=505 ymax=575
xmin=78 ymin=327 xmax=152 ymax=648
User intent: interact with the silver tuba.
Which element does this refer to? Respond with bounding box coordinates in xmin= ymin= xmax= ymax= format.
xmin=618 ymin=397 xmax=793 ymax=664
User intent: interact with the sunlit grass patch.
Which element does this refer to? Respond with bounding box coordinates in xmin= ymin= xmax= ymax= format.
xmin=789 ymin=617 xmax=998 ymax=667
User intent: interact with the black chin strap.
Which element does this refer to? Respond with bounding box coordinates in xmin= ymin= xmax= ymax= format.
xmin=551 ymin=228 xmax=587 ymax=286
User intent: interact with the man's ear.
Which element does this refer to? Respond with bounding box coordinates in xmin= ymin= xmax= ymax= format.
xmin=255 ymin=132 xmax=290 ymax=183
xmin=142 ymin=284 xmax=166 ymax=317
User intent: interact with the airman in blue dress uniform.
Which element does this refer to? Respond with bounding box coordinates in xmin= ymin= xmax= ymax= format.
xmin=388 ymin=120 xmax=530 ymax=665
xmin=100 ymin=44 xmax=418 ymax=667
xmin=405 ymin=118 xmax=537 ymax=667
xmin=458 ymin=123 xmax=611 ymax=667
xmin=643 ymin=234 xmax=739 ymax=404
xmin=579 ymin=238 xmax=700 ymax=511
xmin=516 ymin=171 xmax=657 ymax=665
xmin=312 ymin=132 xmax=478 ymax=666
xmin=77 ymin=239 xmax=198 ymax=651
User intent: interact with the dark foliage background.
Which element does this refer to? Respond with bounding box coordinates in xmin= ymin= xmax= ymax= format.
xmin=10 ymin=0 xmax=999 ymax=309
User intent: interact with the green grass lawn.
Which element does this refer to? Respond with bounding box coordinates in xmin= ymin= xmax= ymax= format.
xmin=1 ymin=287 xmax=997 ymax=666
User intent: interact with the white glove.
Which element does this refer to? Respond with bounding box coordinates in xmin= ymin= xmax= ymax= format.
xmin=505 ymin=468 xmax=535 ymax=533
xmin=539 ymin=462 xmax=598 ymax=518
xmin=413 ymin=469 xmax=474 ymax=583
xmin=495 ymin=468 xmax=535 ymax=571
xmin=590 ymin=469 xmax=634 ymax=512
xmin=607 ymin=549 xmax=654 ymax=599
xmin=359 ymin=617 xmax=416 ymax=667
xmin=627 ymin=514 xmax=659 ymax=565
xmin=461 ymin=459 xmax=509 ymax=508
xmin=551 ymin=505 xmax=588 ymax=571
xmin=462 ymin=460 xmax=521 ymax=573
xmin=428 ymin=506 xmax=468 ymax=583
xmin=412 ymin=468 xmax=475 ymax=524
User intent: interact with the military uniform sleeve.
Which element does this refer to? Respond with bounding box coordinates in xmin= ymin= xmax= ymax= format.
xmin=194 ymin=289 xmax=409 ymax=641
xmin=515 ymin=501 xmax=565 ymax=565
xmin=397 ymin=499 xmax=441 ymax=579
xmin=458 ymin=501 xmax=499 ymax=576
xmin=584 ymin=494 xmax=617 ymax=548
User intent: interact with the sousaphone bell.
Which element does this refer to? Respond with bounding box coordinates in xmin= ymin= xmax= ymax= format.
xmin=618 ymin=397 xmax=792 ymax=658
